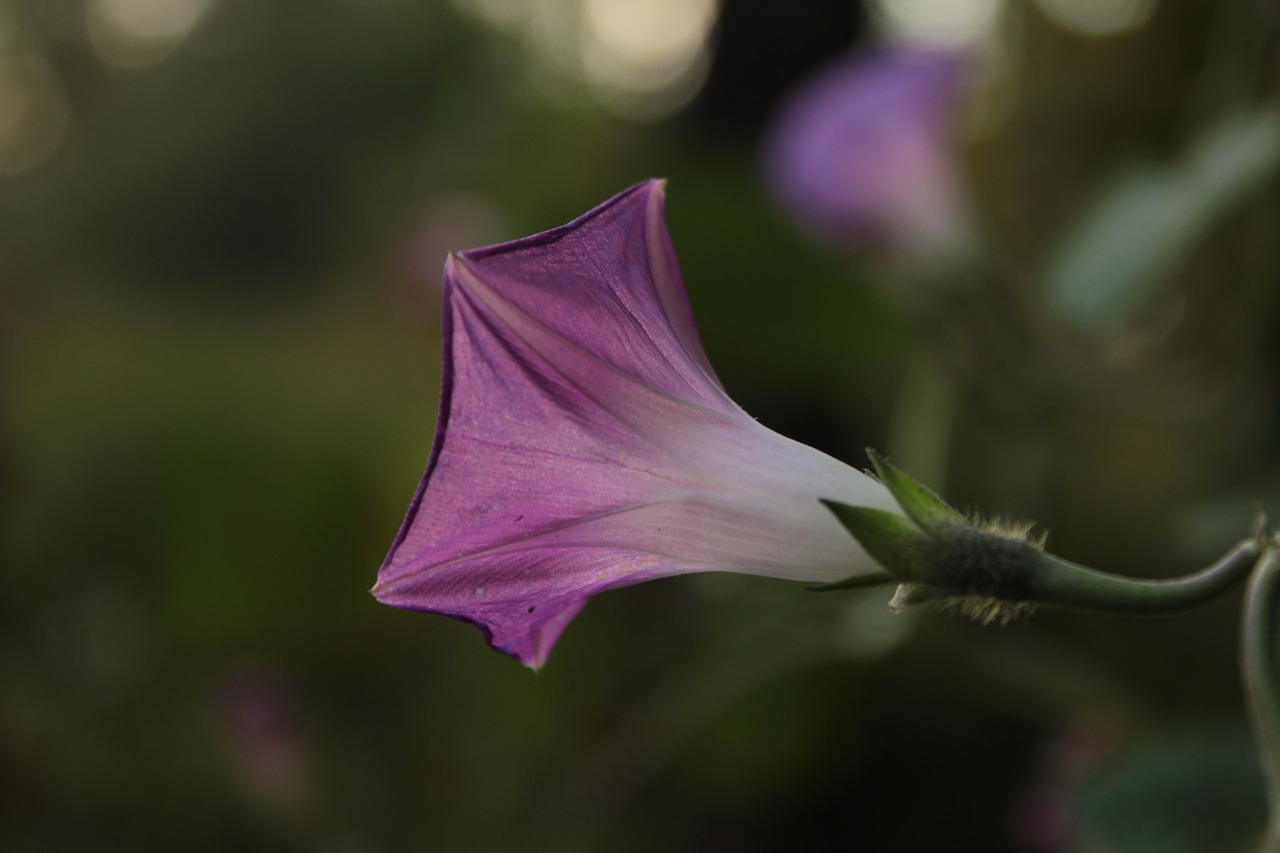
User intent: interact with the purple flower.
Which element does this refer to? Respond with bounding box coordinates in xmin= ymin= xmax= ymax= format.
xmin=373 ymin=181 xmax=894 ymax=668
xmin=761 ymin=50 xmax=971 ymax=263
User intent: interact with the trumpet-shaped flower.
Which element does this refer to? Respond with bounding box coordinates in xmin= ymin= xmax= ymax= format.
xmin=373 ymin=180 xmax=896 ymax=668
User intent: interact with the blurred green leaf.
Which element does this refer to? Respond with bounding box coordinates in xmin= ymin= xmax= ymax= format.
xmin=1074 ymin=729 xmax=1266 ymax=852
xmin=1044 ymin=109 xmax=1280 ymax=335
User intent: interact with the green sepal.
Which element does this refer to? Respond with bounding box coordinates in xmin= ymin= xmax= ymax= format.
xmin=822 ymin=500 xmax=928 ymax=580
xmin=865 ymin=449 xmax=964 ymax=533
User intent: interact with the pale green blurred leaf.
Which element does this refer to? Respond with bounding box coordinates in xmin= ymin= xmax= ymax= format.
xmin=1074 ymin=730 xmax=1266 ymax=852
xmin=1044 ymin=109 xmax=1280 ymax=335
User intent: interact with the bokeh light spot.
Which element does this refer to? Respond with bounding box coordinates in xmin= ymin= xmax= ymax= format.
xmin=1034 ymin=0 xmax=1157 ymax=37
xmin=85 ymin=0 xmax=218 ymax=67
xmin=580 ymin=0 xmax=716 ymax=119
xmin=0 ymin=51 xmax=70 ymax=174
xmin=455 ymin=0 xmax=718 ymax=122
xmin=873 ymin=0 xmax=1002 ymax=48
xmin=582 ymin=0 xmax=714 ymax=79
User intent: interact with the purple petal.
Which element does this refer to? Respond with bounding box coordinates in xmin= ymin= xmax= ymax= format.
xmin=458 ymin=182 xmax=727 ymax=412
xmin=762 ymin=49 xmax=969 ymax=254
xmin=374 ymin=181 xmax=894 ymax=668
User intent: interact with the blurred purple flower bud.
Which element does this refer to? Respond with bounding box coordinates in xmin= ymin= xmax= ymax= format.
xmin=762 ymin=49 xmax=973 ymax=266
xmin=373 ymin=181 xmax=896 ymax=668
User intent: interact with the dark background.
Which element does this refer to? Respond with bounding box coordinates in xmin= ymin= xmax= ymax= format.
xmin=4 ymin=1 xmax=1280 ymax=850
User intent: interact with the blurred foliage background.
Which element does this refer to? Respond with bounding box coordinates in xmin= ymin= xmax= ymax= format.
xmin=4 ymin=0 xmax=1280 ymax=850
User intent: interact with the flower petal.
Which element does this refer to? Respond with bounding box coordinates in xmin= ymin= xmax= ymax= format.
xmin=375 ymin=181 xmax=895 ymax=667
xmin=459 ymin=180 xmax=729 ymax=413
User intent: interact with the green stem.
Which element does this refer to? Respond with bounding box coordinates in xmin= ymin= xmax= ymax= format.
xmin=1243 ymin=543 xmax=1280 ymax=851
xmin=1029 ymin=538 xmax=1261 ymax=614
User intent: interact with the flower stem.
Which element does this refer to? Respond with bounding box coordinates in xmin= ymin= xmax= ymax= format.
xmin=1242 ymin=540 xmax=1280 ymax=851
xmin=1027 ymin=537 xmax=1262 ymax=614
